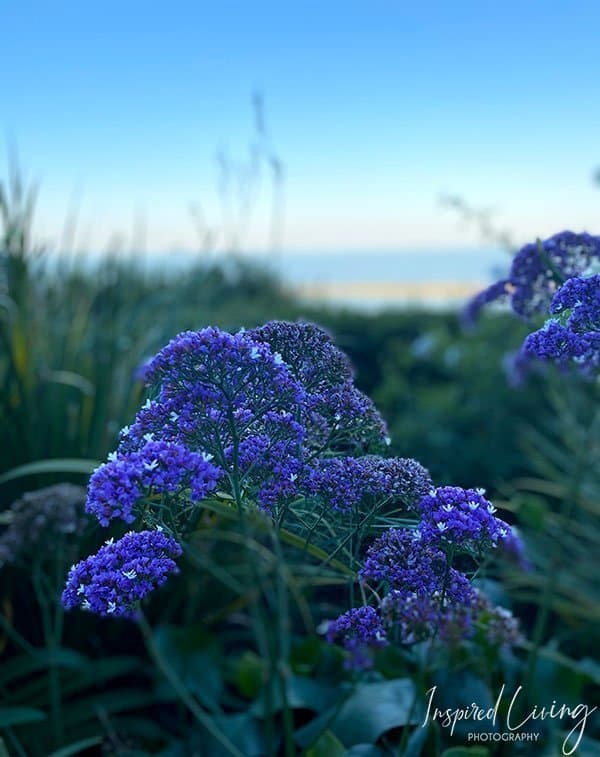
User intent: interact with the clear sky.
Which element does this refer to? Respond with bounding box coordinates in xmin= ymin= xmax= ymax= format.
xmin=2 ymin=1 xmax=600 ymax=254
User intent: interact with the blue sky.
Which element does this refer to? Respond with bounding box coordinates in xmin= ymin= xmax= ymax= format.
xmin=2 ymin=1 xmax=600 ymax=253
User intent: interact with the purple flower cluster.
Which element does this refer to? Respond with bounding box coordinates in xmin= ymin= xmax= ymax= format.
xmin=380 ymin=590 xmax=472 ymax=645
xmin=306 ymin=380 xmax=389 ymax=455
xmin=303 ymin=457 xmax=369 ymax=512
xmin=67 ymin=320 xmax=525 ymax=637
xmin=304 ymin=456 xmax=431 ymax=513
xmin=250 ymin=321 xmax=389 ymax=454
xmin=474 ymin=595 xmax=522 ymax=647
xmin=378 ymin=587 xmax=521 ymax=648
xmin=465 ymin=231 xmax=600 ymax=323
xmin=68 ymin=321 xmax=399 ymax=616
xmin=521 ymin=274 xmax=600 ymax=373
xmin=248 ymin=320 xmax=353 ymax=391
xmin=417 ymin=486 xmax=511 ymax=552
xmin=326 ymin=485 xmax=521 ymax=667
xmin=325 ymin=605 xmax=388 ymax=669
xmin=126 ymin=327 xmax=305 ymax=454
xmin=62 ymin=530 xmax=182 ymax=619
xmin=360 ymin=529 xmax=474 ymax=605
xmin=86 ymin=440 xmax=221 ymax=526
xmin=0 ymin=484 xmax=88 ymax=567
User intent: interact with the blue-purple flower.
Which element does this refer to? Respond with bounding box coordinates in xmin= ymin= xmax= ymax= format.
xmin=248 ymin=320 xmax=353 ymax=390
xmin=417 ymin=486 xmax=511 ymax=552
xmin=465 ymin=231 xmax=600 ymax=322
xmin=86 ymin=440 xmax=222 ymax=526
xmin=325 ymin=605 xmax=388 ymax=669
xmin=521 ymin=274 xmax=600 ymax=373
xmin=360 ymin=528 xmax=475 ymax=605
xmin=303 ymin=456 xmax=431 ymax=513
xmin=62 ymin=530 xmax=182 ymax=618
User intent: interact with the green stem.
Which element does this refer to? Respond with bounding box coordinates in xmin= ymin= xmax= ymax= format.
xmin=32 ymin=565 xmax=63 ymax=749
xmin=138 ymin=612 xmax=243 ymax=757
xmin=227 ymin=410 xmax=278 ymax=756
xmin=269 ymin=527 xmax=296 ymax=757
xmin=397 ymin=547 xmax=455 ymax=756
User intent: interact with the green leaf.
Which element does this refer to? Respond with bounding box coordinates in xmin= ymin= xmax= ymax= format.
xmin=429 ymin=672 xmax=494 ymax=740
xmin=235 ymin=651 xmax=264 ymax=699
xmin=250 ymin=674 xmax=338 ymax=717
xmin=329 ymin=678 xmax=418 ymax=746
xmin=152 ymin=626 xmax=223 ymax=712
xmin=305 ymin=730 xmax=345 ymax=757
xmin=442 ymin=749 xmax=490 ymax=757
xmin=61 ymin=688 xmax=156 ymax=728
xmin=36 ymin=656 xmax=145 ymax=705
xmin=200 ymin=713 xmax=264 ymax=757
xmin=0 ymin=458 xmax=100 ymax=485
xmin=404 ymin=723 xmax=431 ymax=757
xmin=47 ymin=736 xmax=104 ymax=757
xmin=0 ymin=649 xmax=89 ymax=687
xmin=290 ymin=636 xmax=325 ymax=675
xmin=42 ymin=369 xmax=95 ymax=396
xmin=0 ymin=706 xmax=46 ymax=727
xmin=344 ymin=747 xmax=387 ymax=757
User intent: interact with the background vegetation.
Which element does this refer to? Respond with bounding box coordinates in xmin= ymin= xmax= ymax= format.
xmin=1 ymin=170 xmax=599 ymax=756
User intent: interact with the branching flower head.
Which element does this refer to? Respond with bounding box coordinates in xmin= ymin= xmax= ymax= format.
xmin=325 ymin=605 xmax=388 ymax=669
xmin=417 ymin=486 xmax=512 ymax=552
xmin=250 ymin=320 xmax=388 ymax=453
xmin=0 ymin=484 xmax=88 ymax=567
xmin=86 ymin=440 xmax=221 ymax=526
xmin=360 ymin=528 xmax=475 ymax=605
xmin=520 ymin=274 xmax=600 ymax=374
xmin=465 ymin=231 xmax=600 ymax=322
xmin=303 ymin=456 xmax=431 ymax=513
xmin=248 ymin=320 xmax=353 ymax=390
xmin=62 ymin=529 xmax=182 ymax=619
